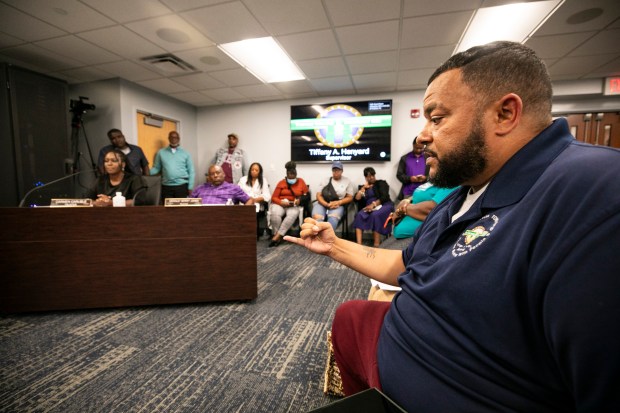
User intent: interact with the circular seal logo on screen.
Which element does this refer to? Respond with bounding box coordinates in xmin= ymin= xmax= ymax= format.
xmin=314 ymin=104 xmax=363 ymax=148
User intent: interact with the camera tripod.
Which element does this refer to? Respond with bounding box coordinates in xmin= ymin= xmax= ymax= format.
xmin=69 ymin=99 xmax=96 ymax=174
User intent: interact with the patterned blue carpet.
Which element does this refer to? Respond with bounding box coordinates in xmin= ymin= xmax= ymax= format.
xmin=0 ymin=238 xmax=375 ymax=413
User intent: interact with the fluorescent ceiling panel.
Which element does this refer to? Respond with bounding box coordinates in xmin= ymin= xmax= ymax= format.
xmin=218 ymin=37 xmax=305 ymax=83
xmin=455 ymin=0 xmax=564 ymax=54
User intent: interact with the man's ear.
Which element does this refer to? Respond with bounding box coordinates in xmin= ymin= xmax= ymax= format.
xmin=494 ymin=93 xmax=522 ymax=136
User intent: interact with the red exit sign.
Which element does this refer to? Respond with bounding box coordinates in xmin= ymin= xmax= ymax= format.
xmin=604 ymin=77 xmax=620 ymax=95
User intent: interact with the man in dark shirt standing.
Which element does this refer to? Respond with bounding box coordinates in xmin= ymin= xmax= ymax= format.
xmin=97 ymin=128 xmax=149 ymax=176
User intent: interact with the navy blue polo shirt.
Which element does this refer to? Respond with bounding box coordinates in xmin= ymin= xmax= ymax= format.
xmin=378 ymin=118 xmax=620 ymax=412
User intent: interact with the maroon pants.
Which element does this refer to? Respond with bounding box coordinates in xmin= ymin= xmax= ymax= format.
xmin=331 ymin=300 xmax=391 ymax=395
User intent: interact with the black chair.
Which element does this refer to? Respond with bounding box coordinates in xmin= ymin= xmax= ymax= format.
xmin=134 ymin=175 xmax=162 ymax=206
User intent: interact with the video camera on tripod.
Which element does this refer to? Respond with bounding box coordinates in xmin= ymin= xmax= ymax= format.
xmin=70 ymin=96 xmax=96 ymax=115
xmin=69 ymin=96 xmax=97 ymax=174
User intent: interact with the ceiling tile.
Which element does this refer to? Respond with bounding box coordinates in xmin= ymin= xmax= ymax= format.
xmin=35 ymin=35 xmax=121 ymax=65
xmin=0 ymin=43 xmax=82 ymax=71
xmin=137 ymin=78 xmax=192 ymax=93
xmin=336 ymin=21 xmax=399 ymax=55
xmin=399 ymin=45 xmax=453 ymax=70
xmin=346 ymin=51 xmax=398 ymax=75
xmin=277 ymin=30 xmax=341 ymax=60
xmin=200 ymin=87 xmax=247 ymax=102
xmin=548 ymin=54 xmax=619 ymax=77
xmin=77 ymin=26 xmax=166 ymax=59
xmin=310 ymin=76 xmax=355 ymax=94
xmin=81 ymin=0 xmax=173 ymax=23
xmin=171 ymin=72 xmax=224 ymax=89
xmin=58 ymin=65 xmax=113 ymax=83
xmin=0 ymin=32 xmax=25 ymax=48
xmin=401 ymin=12 xmax=471 ymax=49
xmin=244 ymin=0 xmax=329 ymax=35
xmin=174 ymin=47 xmax=240 ymax=72
xmin=180 ymin=2 xmax=267 ymax=44
xmin=273 ymin=80 xmax=317 ymax=95
xmin=326 ymin=0 xmax=400 ymax=26
xmin=403 ymin=0 xmax=479 ymax=17
xmin=169 ymin=90 xmax=219 ymax=105
xmin=352 ymin=72 xmax=397 ymax=92
xmin=534 ymin=0 xmax=620 ymax=36
xmin=233 ymin=83 xmax=281 ymax=99
xmin=160 ymin=0 xmax=229 ymax=12
xmin=3 ymin=0 xmax=114 ymax=33
xmin=297 ymin=57 xmax=348 ymax=79
xmin=397 ymin=68 xmax=435 ymax=89
xmin=569 ymin=28 xmax=620 ymax=56
xmin=97 ymin=60 xmax=161 ymax=82
xmin=527 ymin=32 xmax=597 ymax=59
xmin=208 ymin=68 xmax=262 ymax=87
xmin=584 ymin=56 xmax=620 ymax=78
xmin=0 ymin=3 xmax=66 ymax=41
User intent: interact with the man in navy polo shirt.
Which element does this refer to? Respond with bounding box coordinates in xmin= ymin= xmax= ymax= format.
xmin=286 ymin=41 xmax=620 ymax=412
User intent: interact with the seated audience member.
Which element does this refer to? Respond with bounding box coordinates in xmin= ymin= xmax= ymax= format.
xmin=284 ymin=41 xmax=620 ymax=412
xmin=311 ymin=161 xmax=355 ymax=231
xmin=352 ymin=167 xmax=394 ymax=247
xmin=191 ymin=165 xmax=254 ymax=205
xmin=150 ymin=131 xmax=195 ymax=201
xmin=392 ymin=181 xmax=459 ymax=239
xmin=238 ymin=162 xmax=271 ymax=238
xmin=97 ymin=128 xmax=149 ymax=176
xmin=268 ymin=161 xmax=309 ymax=247
xmin=396 ymin=136 xmax=426 ymax=200
xmin=87 ymin=149 xmax=146 ymax=207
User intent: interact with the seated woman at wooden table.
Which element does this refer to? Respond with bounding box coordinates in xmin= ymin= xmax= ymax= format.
xmin=87 ymin=149 xmax=146 ymax=207
xmin=352 ymin=167 xmax=394 ymax=247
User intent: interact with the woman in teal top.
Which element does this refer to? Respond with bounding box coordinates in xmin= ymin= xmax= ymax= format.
xmin=392 ymin=182 xmax=459 ymax=239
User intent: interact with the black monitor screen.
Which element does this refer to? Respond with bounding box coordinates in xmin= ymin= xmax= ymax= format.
xmin=290 ymin=99 xmax=392 ymax=163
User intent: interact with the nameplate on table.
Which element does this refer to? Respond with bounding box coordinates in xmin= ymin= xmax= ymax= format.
xmin=50 ymin=198 xmax=93 ymax=207
xmin=164 ymin=198 xmax=203 ymax=207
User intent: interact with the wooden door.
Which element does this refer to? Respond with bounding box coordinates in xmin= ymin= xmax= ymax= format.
xmin=136 ymin=112 xmax=178 ymax=166
xmin=563 ymin=112 xmax=620 ymax=148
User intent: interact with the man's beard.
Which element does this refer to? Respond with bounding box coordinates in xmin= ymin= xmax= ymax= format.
xmin=429 ymin=117 xmax=487 ymax=188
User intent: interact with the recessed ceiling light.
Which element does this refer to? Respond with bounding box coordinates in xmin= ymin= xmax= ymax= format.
xmin=218 ymin=37 xmax=305 ymax=83
xmin=454 ymin=0 xmax=565 ymax=54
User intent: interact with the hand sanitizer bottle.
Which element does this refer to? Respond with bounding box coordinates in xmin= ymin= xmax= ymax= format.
xmin=112 ymin=192 xmax=126 ymax=207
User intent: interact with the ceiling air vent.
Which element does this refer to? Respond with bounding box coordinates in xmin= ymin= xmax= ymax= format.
xmin=141 ymin=53 xmax=196 ymax=74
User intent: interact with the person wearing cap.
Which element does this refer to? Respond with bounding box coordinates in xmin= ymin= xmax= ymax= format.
xmin=212 ymin=133 xmax=248 ymax=184
xmin=312 ymin=161 xmax=355 ymax=231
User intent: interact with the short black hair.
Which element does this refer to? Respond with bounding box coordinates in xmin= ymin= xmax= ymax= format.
xmin=285 ymin=161 xmax=297 ymax=174
xmin=429 ymin=41 xmax=552 ymax=127
xmin=363 ymin=167 xmax=375 ymax=177
xmin=106 ymin=128 xmax=122 ymax=139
